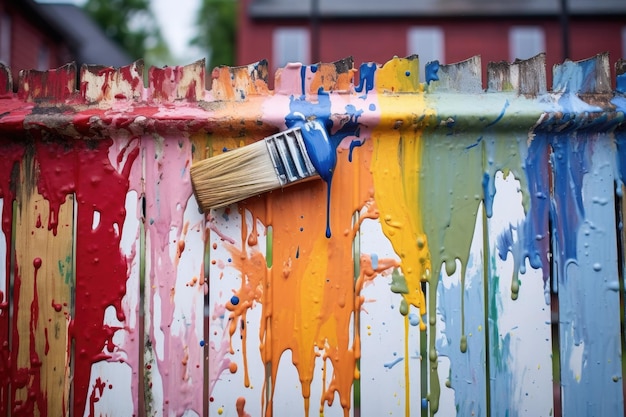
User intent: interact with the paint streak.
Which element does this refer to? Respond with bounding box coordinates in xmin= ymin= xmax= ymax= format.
xmin=32 ymin=136 xmax=140 ymax=416
xmin=144 ymin=133 xmax=204 ymax=415
xmin=0 ymin=141 xmax=25 ymax=416
xmin=369 ymin=57 xmax=431 ymax=416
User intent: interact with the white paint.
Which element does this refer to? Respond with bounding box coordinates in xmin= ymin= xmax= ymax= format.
xmin=488 ymin=171 xmax=553 ymax=417
xmin=121 ymin=191 xmax=140 ymax=330
xmin=91 ymin=210 xmax=100 ymax=230
xmin=82 ymin=361 xmax=134 ymax=417
xmin=359 ymin=216 xmax=421 ymax=417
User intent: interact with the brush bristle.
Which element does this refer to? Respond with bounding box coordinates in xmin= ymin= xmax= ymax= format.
xmin=191 ymin=140 xmax=281 ymax=210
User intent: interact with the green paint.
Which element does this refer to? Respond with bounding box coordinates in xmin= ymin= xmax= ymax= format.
xmin=265 ymin=225 xmax=273 ymax=268
xmin=58 ymin=255 xmax=74 ymax=285
xmin=390 ymin=267 xmax=409 ymax=295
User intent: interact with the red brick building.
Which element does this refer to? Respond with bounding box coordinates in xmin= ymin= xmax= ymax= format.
xmin=237 ymin=0 xmax=626 ymax=85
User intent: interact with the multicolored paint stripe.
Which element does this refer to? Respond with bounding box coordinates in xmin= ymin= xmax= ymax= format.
xmin=0 ymin=52 xmax=624 ymax=417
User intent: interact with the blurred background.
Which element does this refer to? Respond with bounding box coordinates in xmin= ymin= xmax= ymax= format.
xmin=1 ymin=0 xmax=625 ymax=87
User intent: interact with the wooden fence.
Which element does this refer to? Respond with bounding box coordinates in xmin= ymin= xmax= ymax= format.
xmin=0 ymin=52 xmax=625 ymax=417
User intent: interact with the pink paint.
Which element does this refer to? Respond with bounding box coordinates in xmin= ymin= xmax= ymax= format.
xmin=144 ymin=134 xmax=204 ymax=415
xmin=208 ymin=304 xmax=233 ymax=396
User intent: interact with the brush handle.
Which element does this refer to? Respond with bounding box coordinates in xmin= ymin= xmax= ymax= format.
xmin=265 ymin=126 xmax=318 ymax=186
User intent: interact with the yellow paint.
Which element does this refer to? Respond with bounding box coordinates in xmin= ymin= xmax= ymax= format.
xmin=370 ymin=57 xmax=434 ymax=417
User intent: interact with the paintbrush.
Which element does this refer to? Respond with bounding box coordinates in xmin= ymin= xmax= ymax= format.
xmin=191 ymin=119 xmax=335 ymax=211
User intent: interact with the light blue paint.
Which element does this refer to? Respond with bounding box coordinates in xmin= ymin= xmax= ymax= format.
xmin=371 ymin=253 xmax=378 ymax=270
xmin=383 ymin=356 xmax=403 ymax=369
xmin=436 ymin=248 xmax=487 ymax=417
xmin=555 ymin=134 xmax=624 ymax=416
xmin=487 ymin=261 xmax=515 ymax=417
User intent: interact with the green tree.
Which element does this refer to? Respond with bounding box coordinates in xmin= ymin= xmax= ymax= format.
xmin=192 ymin=0 xmax=237 ymax=70
xmin=83 ymin=0 xmax=170 ymax=65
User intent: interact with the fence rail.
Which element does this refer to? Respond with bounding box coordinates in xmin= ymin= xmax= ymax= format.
xmin=0 ymin=52 xmax=625 ymax=417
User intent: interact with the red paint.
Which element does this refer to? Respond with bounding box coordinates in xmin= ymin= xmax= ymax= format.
xmin=0 ymin=141 xmax=25 ymax=416
xmin=88 ymin=377 xmax=107 ymax=417
xmin=34 ymin=137 xmax=139 ymax=416
xmin=18 ymin=65 xmax=76 ymax=102
xmin=11 ymin=257 xmax=47 ymax=416
xmin=51 ymin=301 xmax=63 ymax=312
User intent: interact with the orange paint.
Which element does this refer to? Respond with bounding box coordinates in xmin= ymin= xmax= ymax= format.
xmin=224 ymin=139 xmax=378 ymax=416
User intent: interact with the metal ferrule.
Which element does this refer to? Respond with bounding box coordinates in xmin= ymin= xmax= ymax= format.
xmin=265 ymin=126 xmax=318 ymax=186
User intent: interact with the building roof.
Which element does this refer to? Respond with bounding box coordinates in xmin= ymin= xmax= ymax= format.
xmin=36 ymin=3 xmax=132 ymax=68
xmin=249 ymin=0 xmax=626 ymax=18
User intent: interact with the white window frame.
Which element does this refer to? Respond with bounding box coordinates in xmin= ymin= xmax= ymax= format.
xmin=509 ymin=26 xmax=545 ymax=61
xmin=273 ymin=27 xmax=310 ymax=69
xmin=407 ymin=27 xmax=445 ymax=82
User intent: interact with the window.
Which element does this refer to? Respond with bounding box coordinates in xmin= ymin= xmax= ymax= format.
xmin=407 ymin=27 xmax=444 ymax=82
xmin=509 ymin=26 xmax=545 ymax=61
xmin=273 ymin=28 xmax=310 ymax=69
xmin=38 ymin=44 xmax=50 ymax=70
xmin=0 ymin=13 xmax=11 ymax=66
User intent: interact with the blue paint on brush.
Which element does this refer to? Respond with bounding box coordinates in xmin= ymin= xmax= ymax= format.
xmin=285 ymin=84 xmax=364 ymax=238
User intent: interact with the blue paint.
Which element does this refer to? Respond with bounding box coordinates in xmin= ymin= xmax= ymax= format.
xmin=300 ymin=65 xmax=307 ymax=97
xmin=550 ymin=135 xmax=589 ymax=284
xmin=348 ymin=139 xmax=364 ymax=162
xmin=611 ymin=96 xmax=626 ymax=113
xmin=482 ymin=172 xmax=493 ymax=218
xmin=408 ymin=313 xmax=419 ymax=326
xmin=405 ymin=71 xmax=411 ymax=77
xmin=615 ymin=131 xmax=626 ymax=185
xmin=230 ymin=295 xmax=240 ymax=306
xmin=310 ymin=64 xmax=318 ymax=73
xmin=371 ymin=253 xmax=378 ymax=270
xmin=383 ymin=356 xmax=403 ymax=369
xmin=355 ymin=62 xmax=376 ymax=95
xmin=199 ymin=340 xmax=205 ymax=347
xmin=617 ymin=72 xmax=626 ymax=94
xmin=556 ymin=135 xmax=623 ymax=416
xmin=437 ymin=246 xmax=487 ymax=416
xmin=425 ymin=61 xmax=440 ymax=83
xmin=300 ymin=120 xmax=336 ymax=238
xmin=421 ymin=398 xmax=428 ymax=409
xmin=285 ymin=89 xmax=364 ymax=238
xmin=369 ymin=103 xmax=376 ymax=111
xmin=465 ymin=136 xmax=483 ymax=150
xmin=486 ymin=100 xmax=510 ymax=127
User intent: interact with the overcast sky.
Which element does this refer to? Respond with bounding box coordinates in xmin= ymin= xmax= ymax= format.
xmin=36 ymin=0 xmax=204 ymax=64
